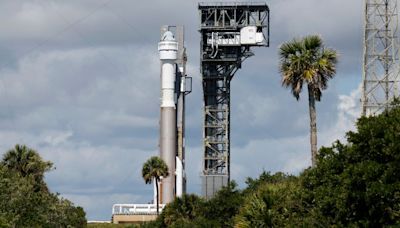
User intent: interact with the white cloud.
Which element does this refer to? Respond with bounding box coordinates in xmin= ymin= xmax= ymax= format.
xmin=232 ymin=85 xmax=361 ymax=187
xmin=43 ymin=130 xmax=73 ymax=146
xmin=0 ymin=0 xmax=365 ymax=220
xmin=320 ymin=86 xmax=361 ymax=146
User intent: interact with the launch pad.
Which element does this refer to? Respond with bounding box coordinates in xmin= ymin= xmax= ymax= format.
xmin=199 ymin=2 xmax=270 ymax=198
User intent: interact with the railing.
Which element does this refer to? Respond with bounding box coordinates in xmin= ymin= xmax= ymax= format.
xmin=198 ymin=2 xmax=267 ymax=7
xmin=87 ymin=221 xmax=110 ymax=224
xmin=112 ymin=204 xmax=165 ymax=215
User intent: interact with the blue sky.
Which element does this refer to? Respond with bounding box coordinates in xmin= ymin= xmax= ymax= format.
xmin=0 ymin=0 xmax=363 ymax=220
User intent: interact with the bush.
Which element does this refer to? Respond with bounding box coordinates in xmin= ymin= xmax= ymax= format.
xmin=0 ymin=145 xmax=87 ymax=227
xmin=300 ymin=105 xmax=400 ymax=226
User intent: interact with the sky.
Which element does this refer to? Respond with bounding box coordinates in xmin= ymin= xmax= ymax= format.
xmin=0 ymin=0 xmax=364 ymax=220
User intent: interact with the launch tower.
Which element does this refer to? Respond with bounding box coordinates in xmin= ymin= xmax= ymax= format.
xmin=199 ymin=2 xmax=270 ymax=198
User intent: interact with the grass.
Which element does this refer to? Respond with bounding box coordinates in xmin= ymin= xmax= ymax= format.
xmin=87 ymin=223 xmax=138 ymax=228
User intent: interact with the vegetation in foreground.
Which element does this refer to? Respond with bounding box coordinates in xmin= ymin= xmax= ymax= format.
xmin=142 ymin=103 xmax=400 ymax=227
xmin=0 ymin=87 xmax=398 ymax=228
xmin=0 ymin=145 xmax=87 ymax=227
xmin=87 ymin=223 xmax=137 ymax=228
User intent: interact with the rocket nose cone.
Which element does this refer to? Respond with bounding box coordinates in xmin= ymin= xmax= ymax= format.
xmin=161 ymin=31 xmax=175 ymax=41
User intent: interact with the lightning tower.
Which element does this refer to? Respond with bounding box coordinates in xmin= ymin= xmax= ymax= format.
xmin=199 ymin=2 xmax=270 ymax=198
xmin=363 ymin=0 xmax=400 ymax=115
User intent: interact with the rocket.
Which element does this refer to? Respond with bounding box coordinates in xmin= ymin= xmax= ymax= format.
xmin=158 ymin=27 xmax=189 ymax=204
xmin=158 ymin=30 xmax=177 ymax=204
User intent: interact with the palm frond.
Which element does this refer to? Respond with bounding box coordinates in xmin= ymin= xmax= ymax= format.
xmin=303 ymin=35 xmax=322 ymax=51
xmin=278 ymin=35 xmax=338 ymax=101
xmin=142 ymin=156 xmax=169 ymax=185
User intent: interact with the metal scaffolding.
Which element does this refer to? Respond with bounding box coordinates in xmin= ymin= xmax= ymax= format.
xmin=199 ymin=2 xmax=269 ymax=199
xmin=363 ymin=0 xmax=400 ymax=115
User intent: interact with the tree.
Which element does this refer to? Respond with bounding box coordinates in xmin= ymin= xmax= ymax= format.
xmin=152 ymin=183 xmax=242 ymax=228
xmin=142 ymin=105 xmax=400 ymax=228
xmin=160 ymin=194 xmax=208 ymax=227
xmin=142 ymin=156 xmax=169 ymax=215
xmin=300 ymin=104 xmax=400 ymax=226
xmin=235 ymin=173 xmax=309 ymax=228
xmin=278 ymin=35 xmax=337 ymax=166
xmin=0 ymin=146 xmax=87 ymax=227
xmin=205 ymin=181 xmax=244 ymax=227
xmin=1 ymin=144 xmax=53 ymax=191
xmin=244 ymin=171 xmax=296 ymax=193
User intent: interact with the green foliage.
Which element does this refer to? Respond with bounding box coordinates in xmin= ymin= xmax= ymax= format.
xmin=142 ymin=156 xmax=169 ymax=185
xmin=137 ymin=220 xmax=161 ymax=228
xmin=157 ymin=194 xmax=208 ymax=227
xmin=50 ymin=198 xmax=87 ymax=227
xmin=204 ymin=181 xmax=244 ymax=227
xmin=235 ymin=185 xmax=276 ymax=228
xmin=1 ymin=144 xmax=53 ymax=175
xmin=0 ymin=145 xmax=87 ymax=227
xmin=278 ymin=35 xmax=337 ymax=101
xmin=167 ymin=217 xmax=219 ymax=228
xmin=87 ymin=224 xmax=137 ymax=228
xmin=142 ymin=156 xmax=169 ymax=215
xmin=300 ymin=105 xmax=400 ymax=227
xmin=278 ymin=35 xmax=338 ymax=167
xmin=154 ymin=183 xmax=243 ymax=227
xmin=155 ymin=106 xmax=400 ymax=227
xmin=1 ymin=144 xmax=53 ymax=192
xmin=244 ymin=171 xmax=296 ymax=193
xmin=236 ymin=174 xmax=309 ymax=227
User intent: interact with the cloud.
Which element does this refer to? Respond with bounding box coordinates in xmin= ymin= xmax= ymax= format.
xmin=0 ymin=44 xmax=162 ymax=219
xmin=320 ymin=85 xmax=361 ymax=144
xmin=231 ymin=85 xmax=361 ymax=188
xmin=0 ymin=0 xmax=365 ymax=220
xmin=43 ymin=130 xmax=73 ymax=146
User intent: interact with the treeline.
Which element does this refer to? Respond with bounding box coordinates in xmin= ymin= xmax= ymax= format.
xmin=0 ymin=145 xmax=86 ymax=227
xmin=144 ymin=104 xmax=400 ymax=227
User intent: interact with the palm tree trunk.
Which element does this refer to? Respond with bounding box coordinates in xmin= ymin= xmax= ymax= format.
xmin=308 ymin=85 xmax=318 ymax=167
xmin=156 ymin=178 xmax=159 ymax=215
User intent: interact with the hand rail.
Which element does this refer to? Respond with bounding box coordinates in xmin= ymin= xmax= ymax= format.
xmin=112 ymin=204 xmax=166 ymax=215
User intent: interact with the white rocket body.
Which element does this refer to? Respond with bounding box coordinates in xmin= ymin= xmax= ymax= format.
xmin=158 ymin=31 xmax=178 ymax=204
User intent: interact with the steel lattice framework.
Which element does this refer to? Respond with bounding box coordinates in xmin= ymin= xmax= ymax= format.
xmin=199 ymin=2 xmax=269 ymax=198
xmin=363 ymin=0 xmax=400 ymax=115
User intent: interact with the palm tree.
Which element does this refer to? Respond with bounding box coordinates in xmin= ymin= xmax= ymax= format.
xmin=142 ymin=156 xmax=169 ymax=215
xmin=1 ymin=144 xmax=53 ymax=178
xmin=162 ymin=194 xmax=205 ymax=226
xmin=278 ymin=35 xmax=337 ymax=167
xmin=1 ymin=144 xmax=53 ymax=192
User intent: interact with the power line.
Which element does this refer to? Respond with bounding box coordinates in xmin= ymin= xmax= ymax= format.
xmin=0 ymin=0 xmax=112 ymax=70
xmin=0 ymin=0 xmax=114 ymax=135
xmin=103 ymin=4 xmax=140 ymax=34
xmin=39 ymin=0 xmax=130 ymax=76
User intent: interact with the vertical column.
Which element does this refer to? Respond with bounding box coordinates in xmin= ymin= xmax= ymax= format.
xmin=175 ymin=26 xmax=187 ymax=196
xmin=158 ymin=31 xmax=178 ymax=204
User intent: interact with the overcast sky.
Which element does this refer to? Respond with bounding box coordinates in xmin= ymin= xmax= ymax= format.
xmin=0 ymin=0 xmax=364 ymax=220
